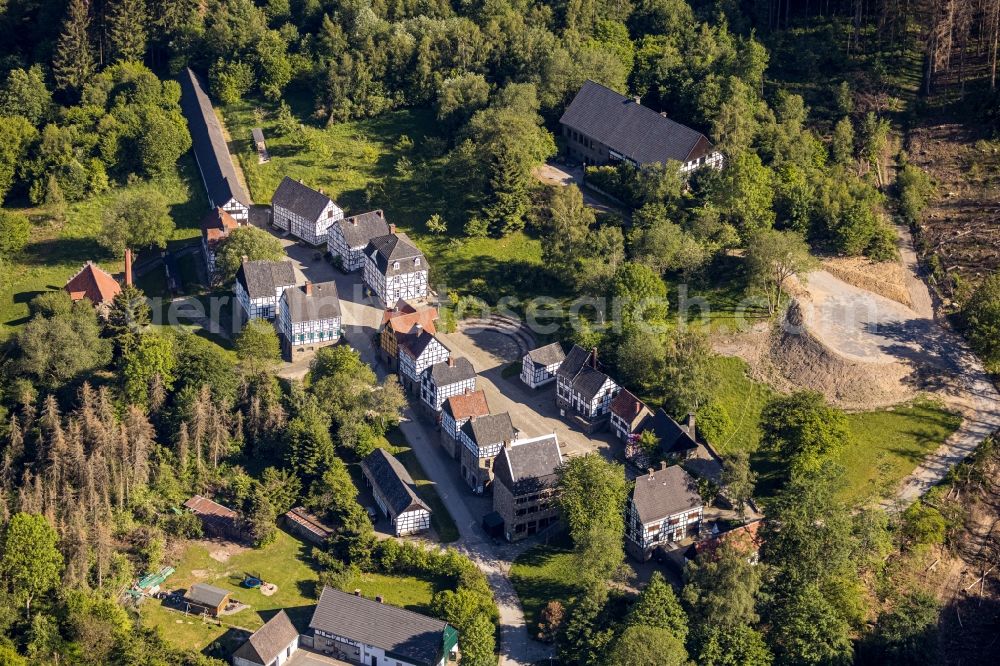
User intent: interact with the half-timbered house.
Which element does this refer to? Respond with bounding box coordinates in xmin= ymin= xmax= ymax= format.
xmin=439 ymin=389 xmax=490 ymax=458
xmin=555 ymin=345 xmax=620 ymax=431
xmin=493 ymin=434 xmax=563 ymax=542
xmin=361 ymin=448 xmax=432 ymax=536
xmin=328 ymin=209 xmax=390 ymax=272
xmin=378 ymin=300 xmax=438 ymax=369
xmin=610 ymin=389 xmax=655 ymax=451
xmin=234 ymin=258 xmax=297 ymax=322
xmin=363 ymin=231 xmax=429 ymax=305
xmin=277 ymin=280 xmax=341 ymax=361
xmin=397 ymin=328 xmax=449 ymax=394
xmin=270 ymin=176 xmax=343 ymax=246
xmin=179 ymin=68 xmax=250 ymax=221
xmin=420 ymin=356 xmax=476 ymax=415
xmin=200 ymin=207 xmax=240 ymax=275
xmin=625 ymin=464 xmax=703 ymax=561
xmin=520 ymin=342 xmax=566 ymax=389
xmin=459 ymin=413 xmax=518 ymax=494
xmin=232 ymin=610 xmax=298 ymax=666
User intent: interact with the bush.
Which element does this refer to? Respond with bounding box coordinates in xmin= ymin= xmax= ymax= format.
xmin=900 ymin=501 xmax=946 ymax=548
xmin=963 ymin=273 xmax=1000 ymax=371
xmin=896 ymin=162 xmax=935 ymax=226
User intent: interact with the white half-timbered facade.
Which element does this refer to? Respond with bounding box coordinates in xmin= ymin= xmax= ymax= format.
xmin=626 ymin=464 xmax=704 ymax=561
xmin=459 ymin=413 xmax=517 ymax=494
xmin=520 ymin=342 xmax=566 ymax=388
xmin=361 ymin=448 xmax=431 ymax=536
xmin=328 ymin=210 xmax=390 ymax=272
xmin=271 ymin=176 xmax=343 ymax=246
xmin=420 ymin=357 xmax=477 ymax=413
xmin=234 ymin=259 xmax=297 ymax=322
xmin=610 ymin=389 xmax=653 ymax=443
xmin=232 ymin=610 xmax=299 ymax=666
xmin=555 ymin=345 xmax=620 ymax=424
xmin=439 ymin=390 xmax=490 ymax=458
xmin=363 ymin=232 xmax=429 ymax=305
xmin=277 ymin=281 xmax=342 ymax=361
xmin=397 ymin=329 xmax=449 ymax=393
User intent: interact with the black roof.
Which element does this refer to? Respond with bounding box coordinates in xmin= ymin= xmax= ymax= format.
xmin=399 ymin=329 xmax=448 ymax=360
xmin=185 ymin=583 xmax=230 ymax=609
xmin=251 ymin=127 xmax=265 ymax=144
xmin=556 ymin=345 xmax=615 ymax=400
xmin=428 ymin=357 xmax=476 ymax=386
xmin=309 ymin=586 xmax=452 ymax=666
xmin=494 ymin=434 xmax=562 ymax=495
xmin=559 ymin=80 xmax=713 ymax=166
xmin=236 ymin=259 xmax=297 ymax=299
xmin=271 ymin=176 xmax=337 ymax=222
xmin=232 ymin=610 xmax=298 ymax=665
xmin=631 ymin=465 xmax=702 ymax=524
xmin=460 ymin=413 xmax=516 ymax=448
xmin=178 ymin=68 xmax=249 ymax=209
xmin=361 ymin=448 xmax=430 ymax=517
xmin=525 ymin=342 xmax=566 ymax=367
xmin=556 ymin=344 xmax=592 ymax=380
xmin=648 ymin=409 xmax=698 ymax=456
xmin=365 ymin=233 xmax=427 ymax=277
xmin=282 ymin=281 xmax=341 ymax=323
xmin=335 ymin=210 xmax=390 ymax=249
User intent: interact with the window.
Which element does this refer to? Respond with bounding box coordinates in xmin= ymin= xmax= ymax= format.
xmin=414 ymin=257 xmax=421 ymax=266
xmin=393 ymin=261 xmax=400 ymax=270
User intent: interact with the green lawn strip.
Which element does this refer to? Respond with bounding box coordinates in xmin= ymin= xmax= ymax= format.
xmin=337 ymin=570 xmax=442 ymax=616
xmin=384 ymin=429 xmax=460 ymax=543
xmin=509 ymin=537 xmax=579 ymax=633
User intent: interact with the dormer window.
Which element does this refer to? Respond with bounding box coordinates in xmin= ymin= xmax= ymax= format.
xmin=393 ymin=261 xmax=400 ymax=270
xmin=414 ymin=257 xmax=421 ymax=267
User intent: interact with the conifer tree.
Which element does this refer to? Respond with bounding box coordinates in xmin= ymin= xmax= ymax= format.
xmin=107 ymin=0 xmax=148 ymax=63
xmin=52 ymin=0 xmax=95 ymax=93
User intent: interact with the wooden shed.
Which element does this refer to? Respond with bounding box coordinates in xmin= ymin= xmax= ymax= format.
xmin=183 ymin=583 xmax=230 ymax=617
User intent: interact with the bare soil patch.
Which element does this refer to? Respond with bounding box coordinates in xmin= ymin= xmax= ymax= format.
xmin=821 ymin=256 xmax=913 ymax=307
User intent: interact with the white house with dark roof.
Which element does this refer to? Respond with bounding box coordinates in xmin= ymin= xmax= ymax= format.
xmin=363 ymin=231 xmax=429 ymax=305
xmin=277 ymin=280 xmax=341 ymax=361
xmin=270 ymin=176 xmax=343 ymax=246
xmin=521 ymin=342 xmax=566 ymax=388
xmin=328 ymin=209 xmax=391 ymax=271
xmin=397 ymin=328 xmax=449 ymax=394
xmin=361 ymin=448 xmax=431 ymax=535
xmin=560 ymin=80 xmax=723 ymax=173
xmin=626 ymin=463 xmax=704 ymax=561
xmin=555 ymin=345 xmax=620 ymax=431
xmin=309 ymin=586 xmax=458 ymax=666
xmin=231 ymin=610 xmax=299 ymax=666
xmin=459 ymin=412 xmax=518 ymax=494
xmin=420 ymin=356 xmax=476 ymax=414
xmin=179 ymin=68 xmax=250 ymax=221
xmin=610 ymin=389 xmax=654 ymax=444
xmin=493 ymin=434 xmax=563 ymax=542
xmin=439 ymin=389 xmax=490 ymax=458
xmin=234 ymin=258 xmax=297 ymax=321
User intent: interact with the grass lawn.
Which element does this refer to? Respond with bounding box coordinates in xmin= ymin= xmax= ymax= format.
xmin=338 ymin=570 xmax=442 ymax=616
xmin=384 ymin=428 xmax=460 ymax=543
xmin=679 ymin=254 xmax=770 ymax=335
xmin=510 ymin=537 xmax=579 ymax=632
xmin=0 ymin=156 xmax=207 ymax=340
xmin=702 ymin=356 xmax=961 ymax=502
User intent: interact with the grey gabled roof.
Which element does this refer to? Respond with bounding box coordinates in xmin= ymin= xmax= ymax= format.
xmin=556 ymin=345 xmax=615 ymax=400
xmin=282 ymin=281 xmax=341 ymax=323
xmin=460 ymin=413 xmax=515 ymax=448
xmin=361 ymin=448 xmax=430 ymax=517
xmin=399 ymin=329 xmax=448 ymax=361
xmin=572 ymin=367 xmax=615 ymax=401
xmin=525 ymin=342 xmax=566 ymax=367
xmin=494 ymin=434 xmax=562 ymax=495
xmin=335 ymin=210 xmax=391 ymax=249
xmin=251 ymin=127 xmax=265 ymax=144
xmin=428 ymin=357 xmax=476 ymax=386
xmin=648 ymin=409 xmax=698 ymax=456
xmin=236 ymin=259 xmax=297 ymax=299
xmin=178 ymin=68 xmax=249 ymax=209
xmin=185 ymin=583 xmax=229 ymax=609
xmin=559 ymin=80 xmax=712 ymax=166
xmin=271 ymin=176 xmax=336 ymax=222
xmin=556 ymin=345 xmax=592 ymax=380
xmin=309 ymin=586 xmax=451 ymax=666
xmin=365 ymin=233 xmax=427 ymax=277
xmin=631 ymin=465 xmax=702 ymax=525
xmin=232 ymin=610 xmax=298 ymax=665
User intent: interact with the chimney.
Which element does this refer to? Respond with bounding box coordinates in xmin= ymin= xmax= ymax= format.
xmin=241 ymin=255 xmax=249 ymax=264
xmin=124 ymin=249 xmax=133 ymax=287
xmin=375 ymin=595 xmax=384 ymax=604
xmin=319 ymin=188 xmax=324 ymax=195
xmin=305 ymin=281 xmax=313 ymax=296
xmin=660 ymin=461 xmax=669 ymax=471
xmin=415 ymin=323 xmax=423 ymax=333
xmin=389 ymin=223 xmax=397 ymax=234
xmin=376 ymin=210 xmax=384 ymax=218
xmin=448 ymin=357 xmax=455 ymax=367
xmin=590 ymin=347 xmax=598 ymax=369
xmin=687 ymin=413 xmax=696 ymax=441
xmin=660 ymin=111 xmax=668 ymax=118
xmin=350 ymin=216 xmax=358 ymax=226
xmin=353 ymin=589 xmax=361 ymax=596
xmin=633 ymin=96 xmax=641 ymax=104
xmin=647 ymin=468 xmax=655 ymax=479
xmin=298 ymin=178 xmax=304 ymax=183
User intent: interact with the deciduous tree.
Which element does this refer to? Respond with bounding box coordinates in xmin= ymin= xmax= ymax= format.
xmin=214 ymin=226 xmax=286 ymax=284
xmin=0 ymin=513 xmax=64 ymax=616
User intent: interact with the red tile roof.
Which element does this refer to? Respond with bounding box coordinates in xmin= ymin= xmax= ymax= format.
xmin=383 ymin=303 xmax=438 ymax=337
xmin=444 ymin=390 xmax=490 ymax=421
xmin=610 ymin=389 xmax=649 ymax=423
xmin=689 ymin=519 xmax=764 ymax=560
xmin=64 ymin=262 xmax=121 ymax=305
xmin=184 ymin=494 xmax=238 ymax=519
xmin=201 ymin=207 xmax=239 ymax=250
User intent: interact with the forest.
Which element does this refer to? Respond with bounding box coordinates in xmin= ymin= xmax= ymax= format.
xmin=1 ymin=0 xmax=1000 ymax=665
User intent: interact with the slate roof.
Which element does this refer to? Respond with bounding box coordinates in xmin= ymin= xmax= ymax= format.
xmin=365 ymin=233 xmax=427 ymax=277
xmin=232 ymin=610 xmax=297 ymax=665
xmin=460 ymin=413 xmax=516 ymax=448
xmin=494 ymin=434 xmax=562 ymax=495
xmin=443 ymin=390 xmax=490 ymax=422
xmin=185 ymin=583 xmax=230 ymax=609
xmin=572 ymin=366 xmax=615 ymax=401
xmin=428 ymin=357 xmax=476 ymax=387
xmin=64 ymin=262 xmax=121 ymax=305
xmin=559 ymin=80 xmax=713 ymax=166
xmin=271 ymin=176 xmax=336 ymax=222
xmin=236 ymin=259 xmax=297 ymax=300
xmin=398 ymin=328 xmax=448 ymax=360
xmin=200 ymin=207 xmax=238 ymax=251
xmin=361 ymin=448 xmax=430 ymax=518
xmin=179 ymin=68 xmax=249 ymax=209
xmin=555 ymin=344 xmax=616 ymax=401
xmin=555 ymin=345 xmax=593 ymax=380
xmin=251 ymin=127 xmax=265 ymax=145
xmin=525 ymin=342 xmax=566 ymax=367
xmin=631 ymin=465 xmax=702 ymax=525
xmin=282 ymin=281 xmax=341 ymax=323
xmin=336 ymin=209 xmax=391 ymax=249
xmin=648 ymin=409 xmax=698 ymax=456
xmin=309 ymin=586 xmax=453 ymax=666
xmin=610 ymin=390 xmax=651 ymax=430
